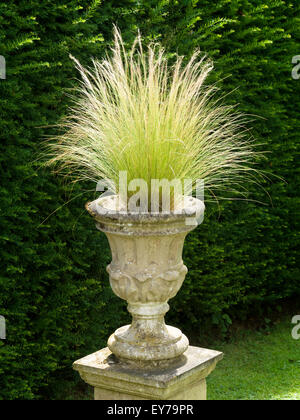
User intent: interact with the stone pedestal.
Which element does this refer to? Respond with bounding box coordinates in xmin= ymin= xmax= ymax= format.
xmin=78 ymin=195 xmax=223 ymax=400
xmin=73 ymin=346 xmax=223 ymax=400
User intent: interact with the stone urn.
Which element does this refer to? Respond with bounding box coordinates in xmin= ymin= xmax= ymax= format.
xmin=86 ymin=194 xmax=205 ymax=368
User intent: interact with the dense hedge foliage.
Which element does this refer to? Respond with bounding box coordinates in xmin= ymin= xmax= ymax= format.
xmin=0 ymin=0 xmax=299 ymax=399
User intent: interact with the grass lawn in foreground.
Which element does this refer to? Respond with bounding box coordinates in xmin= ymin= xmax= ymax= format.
xmin=207 ymin=317 xmax=300 ymax=400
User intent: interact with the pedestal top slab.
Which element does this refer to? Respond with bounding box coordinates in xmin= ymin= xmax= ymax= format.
xmin=73 ymin=346 xmax=223 ymax=400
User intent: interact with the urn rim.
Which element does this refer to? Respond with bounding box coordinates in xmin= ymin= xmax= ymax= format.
xmin=86 ymin=194 xmax=205 ymax=225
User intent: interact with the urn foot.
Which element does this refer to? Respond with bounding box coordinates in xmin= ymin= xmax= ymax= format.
xmin=107 ymin=302 xmax=189 ymax=366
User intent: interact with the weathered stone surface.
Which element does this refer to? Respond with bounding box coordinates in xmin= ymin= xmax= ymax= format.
xmin=85 ymin=195 xmax=205 ymax=364
xmin=73 ymin=346 xmax=223 ymax=400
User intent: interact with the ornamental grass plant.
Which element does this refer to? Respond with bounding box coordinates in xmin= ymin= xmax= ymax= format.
xmin=44 ymin=27 xmax=264 ymax=209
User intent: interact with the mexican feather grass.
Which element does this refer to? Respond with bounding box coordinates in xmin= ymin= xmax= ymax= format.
xmin=44 ymin=27 xmax=265 ymax=208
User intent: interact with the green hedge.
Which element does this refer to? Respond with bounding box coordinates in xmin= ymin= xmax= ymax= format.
xmin=0 ymin=0 xmax=299 ymax=399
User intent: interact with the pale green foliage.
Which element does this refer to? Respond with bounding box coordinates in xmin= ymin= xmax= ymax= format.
xmin=45 ymin=27 xmax=263 ymax=202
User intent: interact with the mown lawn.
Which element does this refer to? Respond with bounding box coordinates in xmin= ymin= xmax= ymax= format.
xmin=207 ymin=317 xmax=300 ymax=400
